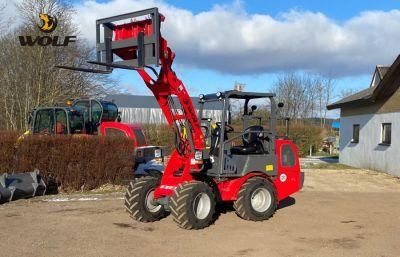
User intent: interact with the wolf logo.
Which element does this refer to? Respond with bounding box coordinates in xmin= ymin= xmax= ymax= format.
xmin=38 ymin=13 xmax=58 ymax=33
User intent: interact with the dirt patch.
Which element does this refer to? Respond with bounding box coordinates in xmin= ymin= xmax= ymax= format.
xmin=1 ymin=168 xmax=399 ymax=257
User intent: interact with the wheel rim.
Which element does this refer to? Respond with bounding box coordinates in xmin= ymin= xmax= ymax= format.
xmin=250 ymin=187 xmax=272 ymax=213
xmin=193 ymin=192 xmax=211 ymax=220
xmin=145 ymin=190 xmax=162 ymax=213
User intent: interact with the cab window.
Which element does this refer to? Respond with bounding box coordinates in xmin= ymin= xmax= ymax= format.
xmin=281 ymin=144 xmax=296 ymax=167
xmin=91 ymin=100 xmax=103 ymax=125
xmin=34 ymin=109 xmax=54 ymax=134
xmin=105 ymin=128 xmax=127 ymax=137
xmin=55 ymin=109 xmax=68 ymax=135
xmin=73 ymin=100 xmax=90 ymax=125
xmin=69 ymin=111 xmax=84 ymax=134
xmin=133 ymin=129 xmax=146 ymax=146
xmin=102 ymin=102 xmax=118 ymax=122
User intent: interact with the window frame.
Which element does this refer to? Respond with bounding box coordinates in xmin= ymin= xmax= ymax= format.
xmin=380 ymin=123 xmax=392 ymax=145
xmin=351 ymin=124 xmax=360 ymax=143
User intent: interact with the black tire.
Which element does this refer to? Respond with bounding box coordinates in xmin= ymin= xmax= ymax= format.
xmin=125 ymin=177 xmax=167 ymax=222
xmin=170 ymin=181 xmax=215 ymax=230
xmin=233 ymin=177 xmax=277 ymax=221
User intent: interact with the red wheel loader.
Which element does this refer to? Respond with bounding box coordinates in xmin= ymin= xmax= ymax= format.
xmin=58 ymin=8 xmax=304 ymax=229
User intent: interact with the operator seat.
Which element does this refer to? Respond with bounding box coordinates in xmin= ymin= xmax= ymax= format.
xmin=230 ymin=125 xmax=265 ymax=155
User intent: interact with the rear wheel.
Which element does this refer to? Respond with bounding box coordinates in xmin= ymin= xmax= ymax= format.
xmin=125 ymin=177 xmax=167 ymax=222
xmin=170 ymin=181 xmax=215 ymax=229
xmin=234 ymin=177 xmax=277 ymax=221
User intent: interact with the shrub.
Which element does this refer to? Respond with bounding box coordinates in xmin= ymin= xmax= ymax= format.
xmin=141 ymin=124 xmax=174 ymax=152
xmin=0 ymin=132 xmax=134 ymax=192
xmin=278 ymin=123 xmax=325 ymax=157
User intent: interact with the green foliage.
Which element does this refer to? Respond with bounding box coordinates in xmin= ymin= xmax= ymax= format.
xmin=278 ymin=123 xmax=325 ymax=157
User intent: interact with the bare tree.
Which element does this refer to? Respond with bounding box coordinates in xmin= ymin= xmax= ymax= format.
xmin=339 ymin=88 xmax=358 ymax=99
xmin=273 ymin=73 xmax=334 ymax=127
xmin=0 ymin=0 xmax=117 ymax=131
xmin=320 ymin=78 xmax=334 ymax=127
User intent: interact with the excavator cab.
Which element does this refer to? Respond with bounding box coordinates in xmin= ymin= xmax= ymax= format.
xmin=30 ymin=107 xmax=84 ymax=135
xmin=29 ymin=99 xmax=119 ymax=135
xmin=71 ymin=99 xmax=119 ymax=134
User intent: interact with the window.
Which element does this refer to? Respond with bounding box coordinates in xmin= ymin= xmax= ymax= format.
xmin=33 ymin=109 xmax=54 ymax=134
xmin=133 ymin=129 xmax=147 ymax=146
xmin=281 ymin=144 xmax=296 ymax=167
xmin=55 ymin=109 xmax=68 ymax=135
xmin=352 ymin=124 xmax=360 ymax=143
xmin=105 ymin=128 xmax=127 ymax=138
xmin=73 ymin=100 xmax=90 ymax=126
xmin=69 ymin=111 xmax=84 ymax=134
xmin=91 ymin=100 xmax=103 ymax=125
xmin=102 ymin=102 xmax=119 ymax=122
xmin=381 ymin=123 xmax=392 ymax=145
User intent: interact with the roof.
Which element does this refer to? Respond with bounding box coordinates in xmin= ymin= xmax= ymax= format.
xmin=202 ymin=90 xmax=275 ymax=101
xmin=376 ymin=65 xmax=390 ymax=79
xmin=327 ymin=55 xmax=400 ymax=110
xmin=104 ymin=94 xmax=223 ymax=110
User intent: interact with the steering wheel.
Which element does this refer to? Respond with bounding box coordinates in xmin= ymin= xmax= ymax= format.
xmin=216 ymin=122 xmax=234 ymax=133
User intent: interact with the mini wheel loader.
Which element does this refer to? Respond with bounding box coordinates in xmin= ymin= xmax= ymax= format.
xmin=58 ymin=8 xmax=304 ymax=229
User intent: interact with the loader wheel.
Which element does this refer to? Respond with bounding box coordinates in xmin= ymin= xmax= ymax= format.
xmin=234 ymin=177 xmax=277 ymax=221
xmin=170 ymin=181 xmax=215 ymax=230
xmin=125 ymin=177 xmax=167 ymax=222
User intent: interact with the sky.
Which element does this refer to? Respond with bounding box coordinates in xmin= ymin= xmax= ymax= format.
xmin=5 ymin=0 xmax=400 ymax=118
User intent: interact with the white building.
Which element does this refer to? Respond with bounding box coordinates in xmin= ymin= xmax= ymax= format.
xmin=327 ymin=56 xmax=400 ymax=176
xmin=105 ymin=94 xmax=223 ymax=124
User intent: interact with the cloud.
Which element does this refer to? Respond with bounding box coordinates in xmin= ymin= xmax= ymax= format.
xmin=72 ymin=0 xmax=400 ymax=77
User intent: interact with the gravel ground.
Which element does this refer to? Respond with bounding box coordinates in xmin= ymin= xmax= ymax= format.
xmin=1 ymin=168 xmax=400 ymax=257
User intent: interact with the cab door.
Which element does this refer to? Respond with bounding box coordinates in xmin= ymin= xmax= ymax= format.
xmin=54 ymin=108 xmax=69 ymax=135
xmin=274 ymin=139 xmax=302 ymax=201
xmin=33 ymin=109 xmax=55 ymax=135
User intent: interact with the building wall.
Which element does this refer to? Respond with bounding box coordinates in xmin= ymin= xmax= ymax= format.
xmin=119 ymin=108 xmax=223 ymax=124
xmin=339 ymin=112 xmax=400 ymax=176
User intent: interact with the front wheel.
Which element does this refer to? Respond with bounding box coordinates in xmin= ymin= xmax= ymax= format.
xmin=125 ymin=177 xmax=167 ymax=222
xmin=170 ymin=181 xmax=215 ymax=229
xmin=234 ymin=177 xmax=277 ymax=221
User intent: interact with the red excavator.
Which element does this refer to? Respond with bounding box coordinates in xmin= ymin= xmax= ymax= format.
xmin=25 ymin=98 xmax=165 ymax=177
xmin=27 ymin=98 xmax=145 ymax=146
xmin=58 ymin=8 xmax=304 ymax=229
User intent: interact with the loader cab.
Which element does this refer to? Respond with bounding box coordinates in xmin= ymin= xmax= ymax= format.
xmin=30 ymin=107 xmax=84 ymax=135
xmin=198 ymin=90 xmax=281 ymax=177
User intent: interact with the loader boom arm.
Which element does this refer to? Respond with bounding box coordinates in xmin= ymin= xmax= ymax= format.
xmin=56 ymin=8 xmax=208 ymax=198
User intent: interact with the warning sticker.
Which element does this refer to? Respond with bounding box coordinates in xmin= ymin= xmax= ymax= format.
xmin=265 ymin=164 xmax=274 ymax=172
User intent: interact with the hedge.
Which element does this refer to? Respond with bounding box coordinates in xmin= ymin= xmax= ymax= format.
xmin=0 ymin=132 xmax=134 ymax=192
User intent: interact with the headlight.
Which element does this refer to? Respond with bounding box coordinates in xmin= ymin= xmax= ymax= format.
xmin=154 ymin=149 xmax=162 ymax=158
xmin=199 ymin=94 xmax=204 ymax=100
xmin=194 ymin=150 xmax=203 ymax=160
xmin=216 ymin=92 xmax=222 ymax=98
